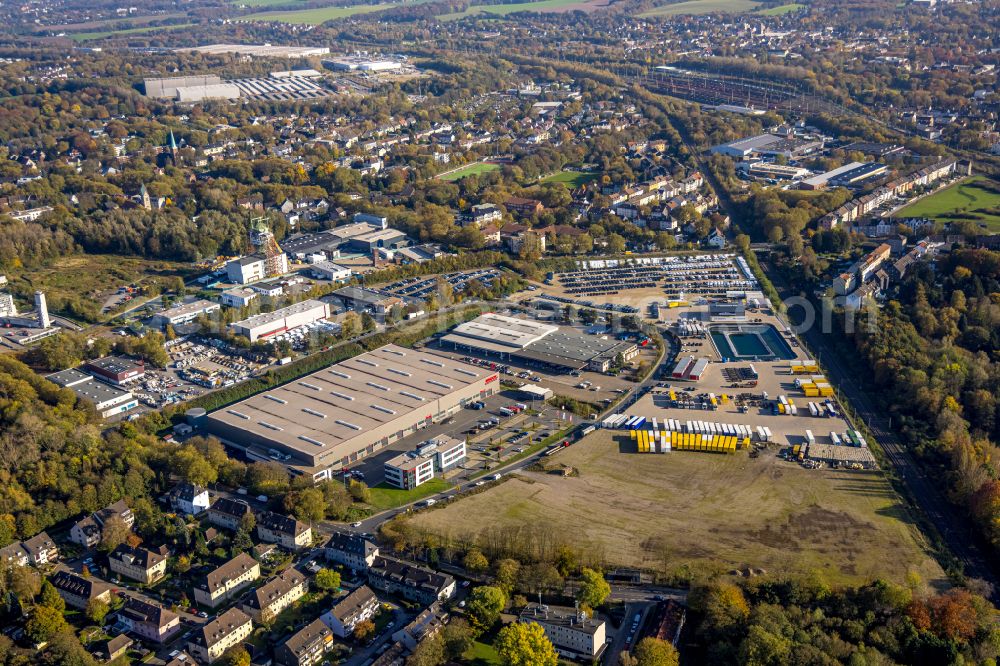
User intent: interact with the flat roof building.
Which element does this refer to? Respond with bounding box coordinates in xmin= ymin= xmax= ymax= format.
xmin=711 ymin=133 xmax=823 ymax=159
xmin=47 ymin=368 xmax=138 ymax=419
xmin=83 ymin=356 xmax=144 ymax=386
xmin=151 ymin=299 xmax=220 ymax=328
xmin=384 ymin=436 xmax=466 ymax=490
xmin=206 ymin=345 xmax=497 ymax=481
xmin=230 ymin=299 xmax=329 ymax=342
xmin=519 ymin=603 xmax=606 ymax=661
xmin=441 ymin=313 xmax=638 ymax=373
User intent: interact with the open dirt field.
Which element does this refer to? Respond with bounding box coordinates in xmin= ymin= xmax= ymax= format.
xmin=411 ymin=430 xmax=946 ymax=588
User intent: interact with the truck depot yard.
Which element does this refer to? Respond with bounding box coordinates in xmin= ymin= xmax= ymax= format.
xmin=409 ymin=429 xmax=946 ymax=587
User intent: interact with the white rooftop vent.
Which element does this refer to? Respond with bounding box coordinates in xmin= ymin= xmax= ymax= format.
xmin=427 ymin=379 xmax=453 ymax=389
xmin=455 ymin=368 xmax=478 ymax=377
xmin=400 ymin=391 xmax=425 ymax=401
xmin=372 ymin=404 xmax=396 ymax=415
xmin=330 ymin=391 xmax=355 ymax=401
xmin=335 ymin=419 xmax=361 ymax=431
xmin=227 ymin=410 xmax=250 ymax=420
xmin=388 ymin=368 xmax=412 ymax=377
xmin=299 ymin=381 xmax=321 ymax=391
xmin=299 ymin=436 xmax=324 ymax=447
xmin=356 ymin=358 xmax=378 ymax=367
xmin=259 ymin=421 xmax=282 ymax=431
xmin=263 ymin=395 xmax=287 ymax=404
xmin=385 ymin=349 xmax=406 ymax=356
xmin=420 ymin=358 xmax=445 ymax=368
xmin=329 ymin=370 xmax=351 ymax=379
xmin=367 ymin=382 xmax=390 ymax=392
xmin=302 ymin=408 xmax=326 ymax=418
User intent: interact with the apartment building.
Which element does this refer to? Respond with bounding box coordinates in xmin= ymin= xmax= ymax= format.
xmin=240 ymin=568 xmax=307 ymax=624
xmin=193 ymin=553 xmax=261 ymax=608
xmin=367 ymin=557 xmax=455 ymax=605
xmin=119 ymin=598 xmax=181 ymax=644
xmin=108 ymin=545 xmax=167 ymax=585
xmin=70 ymin=500 xmax=133 ymax=547
xmin=518 ymin=603 xmax=607 ymax=660
xmin=275 ymin=618 xmax=335 ymax=666
xmin=168 ymin=482 xmax=210 ymax=516
xmin=324 ymin=531 xmax=379 ymax=572
xmin=49 ymin=570 xmax=111 ymax=610
xmin=256 ymin=511 xmax=312 ymax=550
xmin=206 ymin=497 xmax=254 ymax=531
xmin=321 ymin=585 xmax=379 ymax=638
xmin=188 ymin=608 xmax=254 ymax=664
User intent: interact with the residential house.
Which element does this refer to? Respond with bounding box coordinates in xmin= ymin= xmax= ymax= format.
xmin=20 ymin=531 xmax=58 ymax=565
xmin=0 ymin=542 xmax=28 ymax=568
xmin=49 ymin=570 xmax=111 ymax=610
xmin=367 ymin=557 xmax=455 ymax=605
xmin=321 ymin=585 xmax=379 ymax=638
xmin=168 ymin=482 xmax=210 ymax=516
xmin=109 ymin=544 xmax=167 ymax=585
xmin=187 ymin=608 xmax=254 ymax=664
xmin=206 ymin=498 xmax=254 ymax=532
xmin=275 ymin=618 xmax=335 ymax=666
xmin=324 ymin=532 xmax=379 ymax=572
xmin=94 ymin=635 xmax=133 ymax=663
xmin=240 ymin=568 xmax=307 ymax=624
xmin=391 ymin=603 xmax=445 ymax=651
xmin=193 ymin=552 xmax=261 ymax=608
xmin=70 ymin=500 xmax=134 ymax=548
xmin=256 ymin=511 xmax=312 ymax=550
xmin=503 ymin=197 xmax=544 ymax=216
xmin=119 ymin=598 xmax=181 ymax=643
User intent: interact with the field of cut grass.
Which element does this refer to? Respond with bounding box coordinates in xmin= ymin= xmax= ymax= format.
xmin=367 ymin=478 xmax=452 ymax=512
xmin=438 ymin=162 xmax=501 ymax=181
xmin=639 ymin=0 xmax=760 ymax=16
xmin=243 ymin=3 xmax=401 ymax=23
xmin=70 ymin=22 xmax=195 ymax=41
xmin=232 ymin=0 xmax=307 ymax=6
xmin=540 ymin=170 xmax=599 ymax=187
xmin=438 ymin=0 xmax=606 ymax=19
xmin=411 ymin=430 xmax=947 ymax=588
xmin=757 ymin=2 xmax=805 ymax=14
xmin=896 ymin=176 xmax=1000 ymax=231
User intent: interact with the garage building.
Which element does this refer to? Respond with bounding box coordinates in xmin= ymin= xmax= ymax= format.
xmin=205 ymin=345 xmax=497 ymax=481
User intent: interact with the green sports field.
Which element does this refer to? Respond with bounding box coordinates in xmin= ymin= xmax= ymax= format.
xmin=640 ymin=0 xmax=760 ymax=17
xmin=438 ymin=162 xmax=501 ymax=181
xmin=896 ymin=176 xmax=1000 ymax=231
xmin=540 ymin=170 xmax=599 ymax=187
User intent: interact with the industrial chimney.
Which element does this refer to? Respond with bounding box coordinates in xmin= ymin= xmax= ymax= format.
xmin=34 ymin=291 xmax=49 ymax=329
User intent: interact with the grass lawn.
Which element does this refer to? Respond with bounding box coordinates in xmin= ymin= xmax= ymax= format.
xmin=464 ymin=639 xmax=503 ymax=665
xmin=639 ymin=0 xmax=760 ymax=17
xmin=540 ymin=170 xmax=599 ymax=188
xmin=367 ymin=477 xmax=453 ymax=511
xmin=757 ymin=2 xmax=805 ymax=14
xmin=438 ymin=0 xmax=601 ymax=19
xmin=243 ymin=0 xmax=433 ymax=23
xmin=895 ymin=176 xmax=1000 ymax=231
xmin=411 ymin=430 xmax=946 ymax=588
xmin=231 ymin=0 xmax=307 ymax=6
xmin=70 ymin=23 xmax=195 ymax=41
xmin=438 ymin=162 xmax=501 ymax=181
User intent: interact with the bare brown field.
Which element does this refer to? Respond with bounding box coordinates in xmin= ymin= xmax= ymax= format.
xmin=411 ymin=430 xmax=946 ymax=588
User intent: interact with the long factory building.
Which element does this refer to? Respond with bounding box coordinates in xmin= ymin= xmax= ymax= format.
xmin=205 ymin=345 xmax=498 ymax=481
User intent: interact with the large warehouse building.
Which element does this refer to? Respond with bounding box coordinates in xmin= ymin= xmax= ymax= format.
xmin=441 ymin=313 xmax=639 ymax=373
xmin=205 ymin=345 xmax=498 ymax=481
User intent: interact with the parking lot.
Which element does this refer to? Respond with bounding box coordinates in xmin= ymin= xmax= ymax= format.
xmin=378 ymin=268 xmax=504 ymax=300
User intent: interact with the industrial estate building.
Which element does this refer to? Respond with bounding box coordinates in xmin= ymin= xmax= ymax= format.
xmin=441 ymin=313 xmax=639 ymax=373
xmin=383 ymin=437 xmax=467 ymax=489
xmin=229 ymin=299 xmax=330 ymax=342
xmin=151 ymin=299 xmax=220 ymax=328
xmin=710 ymin=133 xmax=824 ymax=159
xmin=47 ymin=368 xmax=138 ymax=418
xmin=205 ymin=345 xmax=498 ymax=481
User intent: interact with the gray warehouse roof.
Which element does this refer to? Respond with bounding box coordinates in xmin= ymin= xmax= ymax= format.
xmin=206 ymin=345 xmax=488 ymax=468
